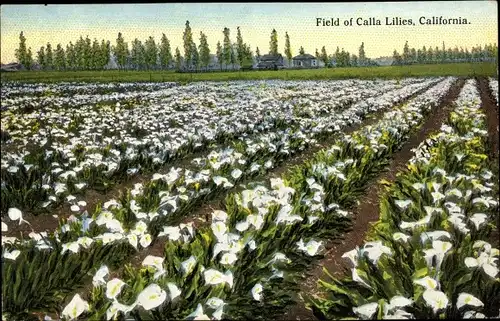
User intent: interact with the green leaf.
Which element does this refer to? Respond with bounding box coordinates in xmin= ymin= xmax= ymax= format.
xmin=414 ymin=267 xmax=428 ymax=278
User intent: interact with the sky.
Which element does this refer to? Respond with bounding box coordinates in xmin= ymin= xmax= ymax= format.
xmin=1 ymin=2 xmax=498 ymax=64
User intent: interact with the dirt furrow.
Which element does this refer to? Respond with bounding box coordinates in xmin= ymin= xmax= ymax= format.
xmin=476 ymin=77 xmax=500 ymax=249
xmin=281 ymin=78 xmax=465 ymax=320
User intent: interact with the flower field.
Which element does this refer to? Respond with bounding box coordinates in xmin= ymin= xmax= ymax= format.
xmin=1 ymin=77 xmax=498 ymax=321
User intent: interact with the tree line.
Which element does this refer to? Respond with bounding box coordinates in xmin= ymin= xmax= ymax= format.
xmin=13 ymin=25 xmax=371 ymax=72
xmin=12 ymin=23 xmax=498 ymax=71
xmin=392 ymin=41 xmax=498 ymax=65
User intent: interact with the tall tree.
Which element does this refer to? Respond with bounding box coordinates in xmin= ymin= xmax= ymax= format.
xmin=236 ymin=27 xmax=245 ymax=66
xmin=416 ymin=49 xmax=423 ymax=63
xmin=351 ymin=54 xmax=358 ymax=67
xmin=159 ymin=33 xmax=173 ymax=70
xmin=358 ymin=42 xmax=366 ymax=66
xmin=392 ymin=49 xmax=402 ymax=65
xmin=402 ymin=41 xmax=410 ymax=64
xmin=83 ymin=36 xmax=92 ymax=70
xmin=255 ymin=46 xmax=261 ymax=59
xmin=183 ymin=20 xmax=194 ymax=67
xmin=191 ymin=42 xmax=200 ymax=71
xmin=15 ymin=32 xmax=29 ymax=68
xmin=216 ymin=41 xmax=223 ymax=71
xmin=299 ymin=46 xmax=305 ymax=55
xmin=320 ymin=46 xmax=328 ymax=66
xmin=144 ymin=36 xmax=158 ymax=70
xmin=99 ymin=40 xmax=111 ymax=70
xmin=241 ymin=43 xmax=253 ymax=68
xmin=75 ymin=36 xmax=85 ymax=70
xmin=410 ymin=48 xmax=417 ymax=64
xmin=269 ymin=29 xmax=278 ymax=55
xmin=340 ymin=48 xmax=347 ymax=67
xmin=25 ymin=48 xmax=33 ymax=70
xmin=459 ymin=47 xmax=465 ymax=61
xmin=427 ymin=47 xmax=434 ymax=63
xmin=45 ymin=43 xmax=53 ymax=70
xmin=131 ymin=38 xmax=146 ymax=70
xmin=198 ymin=31 xmax=210 ymax=70
xmin=464 ymin=48 xmax=470 ymax=62
xmin=222 ymin=27 xmax=232 ymax=69
xmin=230 ymin=44 xmax=236 ymax=68
xmin=113 ymin=33 xmax=128 ymax=70
xmin=37 ymin=46 xmax=46 ymax=70
xmin=54 ymin=44 xmax=66 ymax=70
xmin=97 ymin=40 xmax=106 ymax=69
xmin=421 ymin=46 xmax=427 ymax=63
xmin=447 ymin=48 xmax=453 ymax=62
xmin=284 ymin=32 xmax=292 ymax=66
xmin=174 ymin=47 xmax=182 ymax=71
xmin=65 ymin=43 xmax=75 ymax=70
xmin=91 ymin=39 xmax=100 ymax=70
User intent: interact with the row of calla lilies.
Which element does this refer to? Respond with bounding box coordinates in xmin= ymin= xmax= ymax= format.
xmin=1 ymin=82 xmax=179 ymax=110
xmin=309 ymin=78 xmax=500 ymax=320
xmin=30 ymin=77 xmax=460 ymax=321
xmin=1 ymin=79 xmax=427 ymax=215
xmin=1 ymin=82 xmax=180 ymax=100
xmin=1 ymin=78 xmax=439 ymax=320
xmin=489 ymin=78 xmax=498 ymax=106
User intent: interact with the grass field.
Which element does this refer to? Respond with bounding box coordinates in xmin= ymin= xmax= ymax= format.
xmin=1 ymin=62 xmax=497 ymax=83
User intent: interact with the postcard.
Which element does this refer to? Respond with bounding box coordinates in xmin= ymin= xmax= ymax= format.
xmin=1 ymin=2 xmax=498 ymax=321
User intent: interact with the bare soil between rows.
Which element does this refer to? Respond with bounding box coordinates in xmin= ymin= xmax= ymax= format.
xmin=476 ymin=78 xmax=500 ymax=251
xmin=281 ymin=78 xmax=466 ymax=320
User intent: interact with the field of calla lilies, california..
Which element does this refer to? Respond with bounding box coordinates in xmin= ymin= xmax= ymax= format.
xmin=1 ymin=77 xmax=499 ymax=321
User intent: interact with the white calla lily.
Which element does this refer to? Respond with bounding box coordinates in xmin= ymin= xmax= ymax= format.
xmin=92 ymin=265 xmax=109 ymax=286
xmin=353 ymin=302 xmax=379 ymax=319
xmin=106 ymin=278 xmax=126 ymax=299
xmin=3 ymin=249 xmax=21 ymax=261
xmin=7 ymin=208 xmax=29 ymax=226
xmin=61 ymin=294 xmax=90 ymax=320
xmin=187 ymin=303 xmax=210 ymax=320
xmin=423 ymin=289 xmax=449 ymax=314
xmin=251 ymin=283 xmax=263 ymax=301
xmin=167 ymin=282 xmax=181 ymax=301
xmin=456 ymin=292 xmax=484 ymax=309
xmin=137 ymin=284 xmax=167 ymax=311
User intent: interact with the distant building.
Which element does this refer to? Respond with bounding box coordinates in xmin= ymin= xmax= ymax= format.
xmin=292 ymin=54 xmax=318 ymax=68
xmin=0 ymin=62 xmax=24 ymax=72
xmin=256 ymin=54 xmax=285 ymax=70
xmin=372 ymin=56 xmax=394 ymax=66
xmin=31 ymin=63 xmax=42 ymax=71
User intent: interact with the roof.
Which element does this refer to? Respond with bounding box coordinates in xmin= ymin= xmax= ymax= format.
xmin=259 ymin=54 xmax=283 ymax=61
xmin=292 ymin=54 xmax=316 ymax=60
xmin=0 ymin=63 xmax=23 ymax=72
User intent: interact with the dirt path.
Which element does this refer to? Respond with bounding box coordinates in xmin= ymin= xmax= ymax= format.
xmin=281 ymin=78 xmax=466 ymax=320
xmin=476 ymin=77 xmax=499 ymax=159
xmin=476 ymin=77 xmax=500 ymax=250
